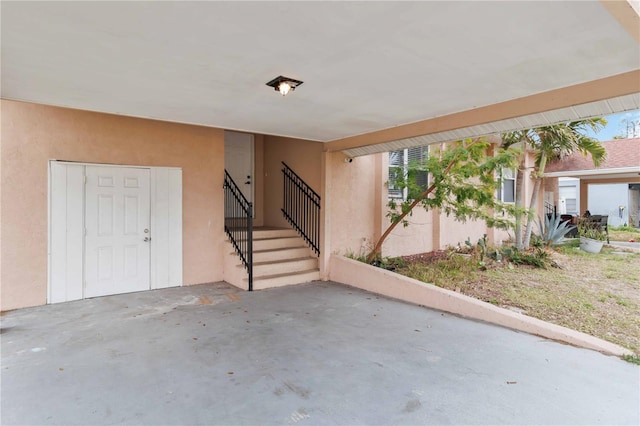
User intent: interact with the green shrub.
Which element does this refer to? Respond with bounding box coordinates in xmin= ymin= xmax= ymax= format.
xmin=622 ymin=354 xmax=640 ymax=365
xmin=536 ymin=213 xmax=575 ymax=246
xmin=501 ymin=246 xmax=552 ymax=269
xmin=577 ymin=217 xmax=607 ymax=241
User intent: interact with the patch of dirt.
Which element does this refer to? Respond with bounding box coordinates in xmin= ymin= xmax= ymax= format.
xmin=401 ymin=250 xmax=453 ymax=265
xmin=546 ymin=250 xmax=571 ymax=269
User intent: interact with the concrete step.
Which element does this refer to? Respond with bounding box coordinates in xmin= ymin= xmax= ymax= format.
xmin=252 ymin=269 xmax=321 ymax=290
xmin=253 ymin=228 xmax=299 ymax=239
xmin=253 ymin=246 xmax=312 ymax=263
xmin=254 ymin=257 xmax=318 ymax=276
xmin=253 ymin=236 xmax=306 ymax=251
xmin=225 ymin=227 xmax=320 ymax=291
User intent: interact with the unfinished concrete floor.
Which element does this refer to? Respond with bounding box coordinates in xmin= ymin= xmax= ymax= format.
xmin=1 ymin=282 xmax=638 ymax=425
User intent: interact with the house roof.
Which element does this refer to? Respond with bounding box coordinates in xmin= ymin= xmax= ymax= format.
xmin=1 ymin=1 xmax=639 ymax=152
xmin=545 ymin=138 xmax=640 ymax=179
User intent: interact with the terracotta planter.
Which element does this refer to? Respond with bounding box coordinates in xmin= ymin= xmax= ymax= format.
xmin=579 ymin=237 xmax=604 ymax=254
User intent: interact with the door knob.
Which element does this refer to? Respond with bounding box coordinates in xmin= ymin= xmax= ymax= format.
xmin=144 ymin=237 xmax=151 ymax=242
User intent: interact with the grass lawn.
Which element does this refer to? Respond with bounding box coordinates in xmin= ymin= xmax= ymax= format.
xmin=609 ymin=225 xmax=640 ymax=242
xmin=392 ymin=239 xmax=640 ymax=355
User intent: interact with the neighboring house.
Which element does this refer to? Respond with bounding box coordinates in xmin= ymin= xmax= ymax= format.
xmin=1 ymin=2 xmax=638 ymax=311
xmin=558 ymin=178 xmax=581 ymax=216
xmin=544 ymin=138 xmax=640 ymax=227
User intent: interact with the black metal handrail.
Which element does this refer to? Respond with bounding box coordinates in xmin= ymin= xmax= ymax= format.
xmin=224 ymin=170 xmax=253 ymax=291
xmin=544 ymin=201 xmax=557 ymax=215
xmin=281 ymin=162 xmax=321 ymax=255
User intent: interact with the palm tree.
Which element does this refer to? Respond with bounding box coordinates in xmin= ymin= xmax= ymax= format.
xmin=500 ymin=133 xmax=527 ymax=250
xmin=503 ymin=119 xmax=607 ymax=249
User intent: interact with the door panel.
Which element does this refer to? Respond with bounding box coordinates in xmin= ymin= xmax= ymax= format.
xmin=98 ymin=194 xmax=114 ymax=235
xmin=49 ymin=162 xmax=85 ymax=303
xmin=149 ymin=168 xmax=183 ymax=289
xmin=85 ymin=166 xmax=150 ymax=298
xmin=224 ymin=131 xmax=254 ymax=203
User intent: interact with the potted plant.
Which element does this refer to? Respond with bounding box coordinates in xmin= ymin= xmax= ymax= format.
xmin=577 ymin=218 xmax=606 ymax=253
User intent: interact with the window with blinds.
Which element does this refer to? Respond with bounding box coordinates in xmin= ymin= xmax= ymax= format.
xmin=389 ymin=146 xmax=429 ymax=200
xmin=497 ymin=168 xmax=516 ymax=203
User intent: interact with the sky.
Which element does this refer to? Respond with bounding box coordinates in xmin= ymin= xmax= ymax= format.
xmin=584 ymin=109 xmax=640 ymax=141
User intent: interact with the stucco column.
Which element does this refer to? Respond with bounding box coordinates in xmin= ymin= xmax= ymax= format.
xmin=431 ymin=207 xmax=441 ymax=250
xmin=580 ymin=181 xmax=589 ymax=216
xmin=319 ymin=151 xmax=331 ymax=280
xmin=544 ymin=177 xmax=559 ymax=210
xmin=374 ymin=153 xmax=385 ymax=243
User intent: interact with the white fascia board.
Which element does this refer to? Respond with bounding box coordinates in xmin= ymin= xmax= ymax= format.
xmin=544 ymin=166 xmax=640 ymax=178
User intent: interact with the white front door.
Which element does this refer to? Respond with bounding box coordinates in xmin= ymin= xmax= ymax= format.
xmin=84 ymin=166 xmax=151 ymax=298
xmin=224 ymin=131 xmax=254 ymax=203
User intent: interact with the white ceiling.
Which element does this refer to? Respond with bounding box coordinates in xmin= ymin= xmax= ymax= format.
xmin=2 ymin=1 xmax=639 ymax=143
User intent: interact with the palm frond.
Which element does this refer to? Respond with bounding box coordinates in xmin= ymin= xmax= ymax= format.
xmin=517 ymin=118 xmax=607 ymax=170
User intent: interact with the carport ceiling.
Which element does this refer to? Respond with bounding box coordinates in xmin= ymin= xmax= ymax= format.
xmin=2 ymin=1 xmax=639 ymax=146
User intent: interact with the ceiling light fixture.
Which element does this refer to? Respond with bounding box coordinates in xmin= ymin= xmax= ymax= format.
xmin=266 ymin=75 xmax=303 ymax=96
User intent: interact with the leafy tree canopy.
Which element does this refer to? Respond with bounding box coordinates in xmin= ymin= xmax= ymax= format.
xmin=368 ymin=138 xmax=524 ymax=263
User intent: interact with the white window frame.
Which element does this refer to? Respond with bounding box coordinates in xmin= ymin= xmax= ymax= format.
xmin=497 ymin=167 xmax=516 ymax=203
xmin=388 ymin=146 xmax=429 ymax=200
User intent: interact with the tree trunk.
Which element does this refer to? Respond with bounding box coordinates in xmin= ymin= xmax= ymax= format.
xmin=514 ymin=161 xmax=525 ymax=250
xmin=523 ymin=151 xmax=548 ymax=248
xmin=522 ymin=177 xmax=541 ymax=249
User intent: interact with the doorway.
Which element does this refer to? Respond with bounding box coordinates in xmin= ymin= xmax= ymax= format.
xmin=224 ymin=131 xmax=254 ymax=205
xmin=49 ymin=161 xmax=182 ymax=303
xmin=84 ymin=166 xmax=151 ymax=297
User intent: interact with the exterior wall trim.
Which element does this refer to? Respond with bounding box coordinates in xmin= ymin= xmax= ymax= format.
xmin=325 ymin=71 xmax=640 ymax=153
xmin=545 ymin=166 xmax=640 ymax=178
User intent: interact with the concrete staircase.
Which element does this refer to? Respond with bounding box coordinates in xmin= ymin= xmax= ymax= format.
xmin=223 ymin=228 xmax=320 ymax=291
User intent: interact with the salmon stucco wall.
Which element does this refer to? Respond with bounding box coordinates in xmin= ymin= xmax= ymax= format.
xmin=252 ymin=134 xmax=265 ymax=227
xmin=1 ymin=100 xmax=225 ymax=311
xmin=324 ymin=152 xmax=380 ymax=259
xmin=438 ymin=215 xmax=487 ymax=248
xmin=263 ymin=135 xmax=323 ymax=228
xmin=387 ymin=208 xmax=512 ymax=255
xmin=383 ymin=208 xmax=436 ymax=257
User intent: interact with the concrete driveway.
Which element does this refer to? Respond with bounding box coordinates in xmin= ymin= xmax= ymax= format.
xmin=1 ymin=282 xmax=638 ymax=425
xmin=610 ymin=240 xmax=640 ymax=251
